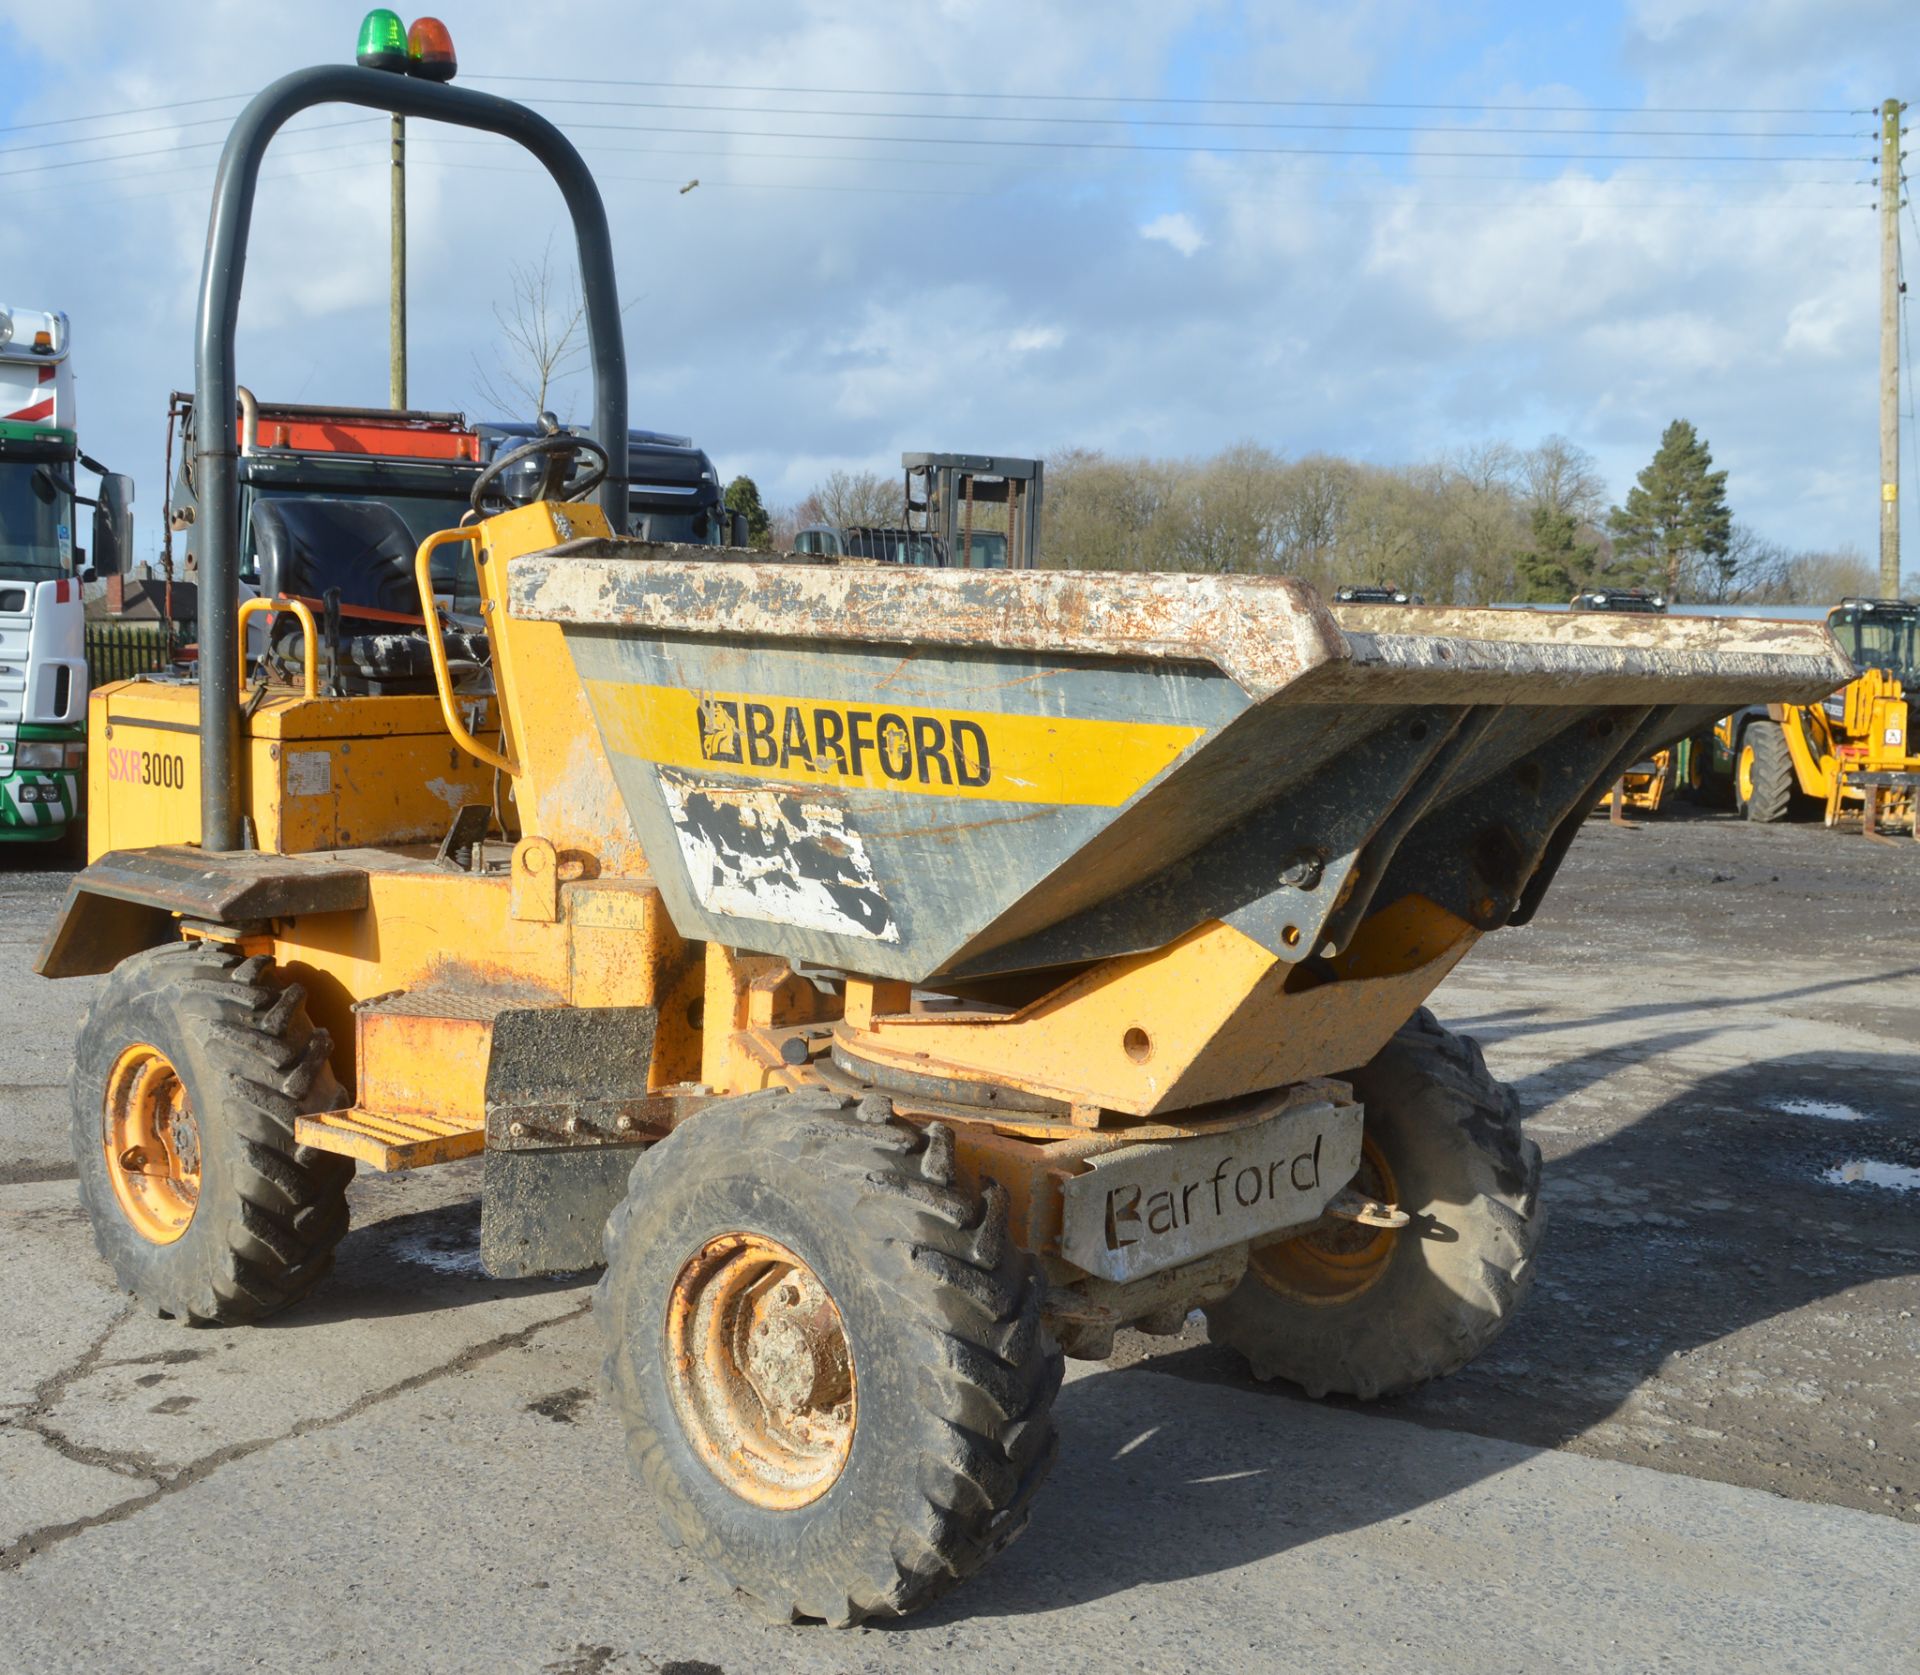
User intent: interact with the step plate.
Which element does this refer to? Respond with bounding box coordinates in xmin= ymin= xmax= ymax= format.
xmin=296 ymin=1107 xmax=483 ymax=1172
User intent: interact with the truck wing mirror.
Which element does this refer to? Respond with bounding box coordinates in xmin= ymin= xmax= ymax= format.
xmin=91 ymin=472 xmax=135 ymax=576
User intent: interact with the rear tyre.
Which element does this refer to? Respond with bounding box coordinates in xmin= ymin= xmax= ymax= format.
xmin=597 ymin=1089 xmax=1062 ymax=1625
xmin=71 ymin=941 xmax=353 ymax=1324
xmin=1204 ymin=1008 xmax=1542 ymax=1400
xmin=1736 ymin=720 xmax=1795 ymax=823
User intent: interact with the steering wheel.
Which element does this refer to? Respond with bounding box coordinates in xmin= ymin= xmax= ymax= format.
xmin=469 ymin=433 xmax=610 ymax=514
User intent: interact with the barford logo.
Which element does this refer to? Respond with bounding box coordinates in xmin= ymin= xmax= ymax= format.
xmin=696 ymin=695 xmax=991 ymax=788
xmin=1104 ymin=1135 xmax=1324 ymax=1252
xmin=1056 ymin=1100 xmax=1361 ymax=1283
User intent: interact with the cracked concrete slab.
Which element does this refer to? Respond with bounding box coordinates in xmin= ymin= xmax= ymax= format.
xmin=2 ymin=1352 xmax=1916 ymax=1675
xmin=17 ymin=1165 xmax=595 ymax=1480
xmin=0 ymin=1426 xmax=150 ymax=1552
xmin=0 ymin=1182 xmax=127 ymax=1408
xmin=1 ymin=798 xmax=1915 ymax=1667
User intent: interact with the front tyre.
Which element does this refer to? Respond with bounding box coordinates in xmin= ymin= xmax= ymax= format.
xmin=597 ymin=1089 xmax=1061 ymax=1626
xmin=1736 ymin=720 xmax=1795 ymax=823
xmin=1204 ymin=1008 xmax=1542 ymax=1399
xmin=71 ymin=941 xmax=353 ymax=1324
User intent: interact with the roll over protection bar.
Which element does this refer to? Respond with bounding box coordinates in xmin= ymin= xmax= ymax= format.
xmin=193 ymin=65 xmax=628 ymax=851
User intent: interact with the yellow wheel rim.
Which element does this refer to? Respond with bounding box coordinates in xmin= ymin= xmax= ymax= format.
xmin=1736 ymin=743 xmax=1755 ymax=804
xmin=1249 ymin=1134 xmax=1400 ymax=1305
xmin=665 ymin=1232 xmax=856 ymax=1510
xmin=102 ymin=1043 xmax=200 ymax=1245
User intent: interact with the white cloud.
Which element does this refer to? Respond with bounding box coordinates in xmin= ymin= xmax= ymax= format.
xmin=0 ymin=0 xmax=1910 ymax=573
xmin=1140 ymin=212 xmax=1205 ymax=258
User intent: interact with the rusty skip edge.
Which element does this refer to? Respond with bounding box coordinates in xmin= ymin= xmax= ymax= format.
xmin=505 ymin=550 xmax=1853 ymax=707
xmin=1331 ymin=603 xmax=1854 ymax=706
xmin=507 ymin=551 xmax=1349 ymax=699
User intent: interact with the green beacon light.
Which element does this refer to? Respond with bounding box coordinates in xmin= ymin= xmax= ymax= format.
xmin=355 ymin=9 xmax=409 ymax=73
xmin=406 ymin=17 xmax=458 ymax=82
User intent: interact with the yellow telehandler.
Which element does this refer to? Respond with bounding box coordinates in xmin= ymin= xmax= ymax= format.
xmin=36 ymin=62 xmax=1854 ymax=1626
xmin=1720 ymin=598 xmax=1918 ymax=839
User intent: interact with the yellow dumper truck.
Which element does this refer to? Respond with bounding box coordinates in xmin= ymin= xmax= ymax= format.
xmin=36 ymin=60 xmax=1854 ymax=1626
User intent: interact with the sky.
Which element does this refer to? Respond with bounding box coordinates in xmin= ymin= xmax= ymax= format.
xmin=0 ymin=0 xmax=1914 ymax=571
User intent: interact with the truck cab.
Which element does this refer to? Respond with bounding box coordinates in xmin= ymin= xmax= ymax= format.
xmin=0 ymin=305 xmax=127 ymax=846
xmin=477 ymin=422 xmax=739 ymax=546
xmin=1570 ymin=586 xmax=1667 ymax=613
xmin=166 ymin=391 xmax=484 ymax=606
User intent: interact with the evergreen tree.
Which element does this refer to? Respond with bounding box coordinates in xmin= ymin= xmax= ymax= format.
xmin=1606 ymin=420 xmax=1731 ymax=599
xmin=723 ymin=475 xmax=773 ymax=548
xmin=1514 ymin=505 xmax=1601 ymax=602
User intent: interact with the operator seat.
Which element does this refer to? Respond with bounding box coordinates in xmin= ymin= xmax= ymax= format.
xmin=248 ymin=497 xmax=486 ymax=693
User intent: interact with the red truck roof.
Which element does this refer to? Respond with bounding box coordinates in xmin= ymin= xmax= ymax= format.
xmin=174 ymin=392 xmax=483 ymax=462
xmin=241 ymin=401 xmax=481 ymax=462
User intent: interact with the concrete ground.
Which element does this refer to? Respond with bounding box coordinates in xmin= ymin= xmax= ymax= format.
xmin=2 ymin=809 xmax=1916 ymax=1674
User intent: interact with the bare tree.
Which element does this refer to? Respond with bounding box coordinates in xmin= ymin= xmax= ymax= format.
xmin=1776 ymin=545 xmax=1878 ymax=603
xmin=812 ymin=468 xmax=901 ymax=529
xmin=1520 ymin=435 xmax=1608 ymax=525
xmin=473 ymin=237 xmax=587 ymax=422
xmin=990 ymin=436 xmax=1847 ymax=609
xmin=1449 ymin=438 xmax=1522 ymax=496
xmin=1272 ymin=455 xmax=1354 ymax=575
xmin=766 ymin=498 xmax=811 ymax=551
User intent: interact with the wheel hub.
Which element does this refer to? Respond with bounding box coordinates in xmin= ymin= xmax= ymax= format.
xmin=666 ymin=1232 xmax=856 ymax=1509
xmin=744 ymin=1282 xmax=852 ymax=1416
xmin=102 ymin=1043 xmax=201 ymax=1245
xmin=1250 ymin=1133 xmax=1400 ymax=1304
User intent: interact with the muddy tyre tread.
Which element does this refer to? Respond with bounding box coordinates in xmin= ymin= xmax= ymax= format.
xmin=1740 ymin=719 xmax=1796 ymax=824
xmin=596 ymin=1088 xmax=1061 ymax=1626
xmin=1205 ymin=1007 xmax=1543 ymax=1400
xmin=70 ymin=941 xmax=352 ymax=1325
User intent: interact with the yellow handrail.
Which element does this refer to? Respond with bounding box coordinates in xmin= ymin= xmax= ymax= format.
xmin=414 ymin=526 xmax=517 ymax=776
xmin=236 ymin=595 xmax=318 ymax=700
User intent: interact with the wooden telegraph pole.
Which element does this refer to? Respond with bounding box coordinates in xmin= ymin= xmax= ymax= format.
xmin=390 ymin=113 xmax=407 ymax=410
xmin=1880 ymin=98 xmax=1905 ymax=597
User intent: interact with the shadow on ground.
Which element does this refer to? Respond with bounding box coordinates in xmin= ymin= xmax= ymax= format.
xmin=922 ymin=1045 xmax=1920 ymax=1621
xmin=260 ymin=1197 xmax=596 ymax=1328
xmin=138 ymin=1038 xmax=1918 ymax=1623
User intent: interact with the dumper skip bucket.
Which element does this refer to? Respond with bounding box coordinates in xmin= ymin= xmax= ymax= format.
xmin=511 ymin=550 xmax=1851 ymax=984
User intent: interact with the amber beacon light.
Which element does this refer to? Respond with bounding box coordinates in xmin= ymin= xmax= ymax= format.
xmin=406 ymin=17 xmax=458 ymax=82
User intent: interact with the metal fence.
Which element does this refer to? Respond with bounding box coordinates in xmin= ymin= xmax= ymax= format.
xmin=85 ymin=621 xmax=173 ymax=688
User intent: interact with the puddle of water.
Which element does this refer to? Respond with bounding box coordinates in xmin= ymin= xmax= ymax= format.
xmin=387 ymin=1230 xmax=485 ymax=1275
xmin=1775 ymin=1097 xmax=1871 ymax=1123
xmin=1822 ymin=1160 xmax=1920 ymax=1194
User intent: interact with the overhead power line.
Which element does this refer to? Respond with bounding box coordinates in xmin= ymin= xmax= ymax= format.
xmin=0 ymin=109 xmax=288 ymax=159
xmin=10 ymin=119 xmax=1865 ymax=207
xmin=0 ymin=90 xmax=246 ymax=137
xmin=1 ymin=133 xmax=402 ymax=200
xmin=407 ymin=126 xmax=1866 ymax=185
xmin=506 ymin=93 xmax=1861 ymax=144
xmin=0 ymin=73 xmax=1857 ymax=157
xmin=423 ymin=158 xmax=985 ymax=198
xmin=523 ymin=116 xmax=1866 ymax=165
xmin=0 ymin=116 xmax=378 ymax=182
xmin=12 ymin=141 xmax=1869 ymax=217
xmin=0 ymin=92 xmax=1853 ymax=171
xmin=468 ymin=73 xmax=1856 ymax=118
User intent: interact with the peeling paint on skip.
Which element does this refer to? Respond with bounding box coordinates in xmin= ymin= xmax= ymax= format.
xmin=505 ymin=548 xmax=1851 ymax=709
xmin=660 ymin=769 xmax=898 ymax=942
